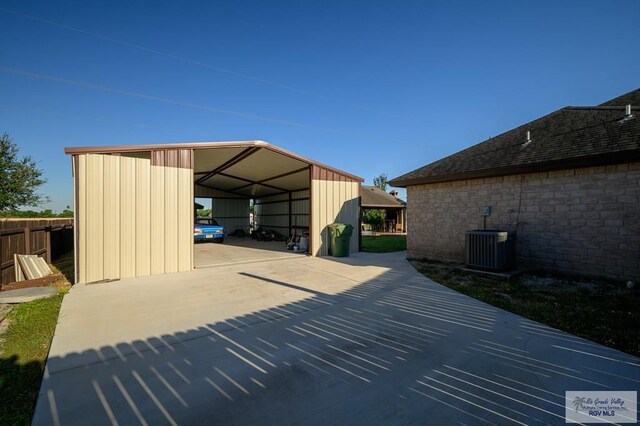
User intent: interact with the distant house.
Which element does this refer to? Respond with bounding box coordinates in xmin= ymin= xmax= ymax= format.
xmin=390 ymin=88 xmax=640 ymax=281
xmin=361 ymin=186 xmax=406 ymax=233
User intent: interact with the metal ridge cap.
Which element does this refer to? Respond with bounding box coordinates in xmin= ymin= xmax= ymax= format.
xmin=64 ymin=140 xmax=264 ymax=154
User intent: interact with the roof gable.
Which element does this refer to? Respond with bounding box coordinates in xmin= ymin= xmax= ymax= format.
xmin=599 ymin=88 xmax=640 ymax=106
xmin=390 ymin=89 xmax=640 ymax=187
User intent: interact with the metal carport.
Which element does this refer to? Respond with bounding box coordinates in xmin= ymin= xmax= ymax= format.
xmin=65 ymin=141 xmax=362 ymax=284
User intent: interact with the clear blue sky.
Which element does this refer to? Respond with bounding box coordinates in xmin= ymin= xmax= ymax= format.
xmin=1 ymin=1 xmax=639 ymax=212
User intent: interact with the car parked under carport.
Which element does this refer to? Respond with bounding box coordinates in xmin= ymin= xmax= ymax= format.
xmin=193 ymin=218 xmax=225 ymax=243
xmin=65 ymin=140 xmax=363 ymax=284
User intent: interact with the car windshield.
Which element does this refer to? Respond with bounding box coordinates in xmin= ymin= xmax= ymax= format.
xmin=195 ymin=218 xmax=220 ymax=226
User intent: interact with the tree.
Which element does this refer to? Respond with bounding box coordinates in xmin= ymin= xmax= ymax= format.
xmin=373 ymin=173 xmax=388 ymax=191
xmin=0 ymin=209 xmax=73 ymax=218
xmin=0 ymin=133 xmax=47 ymax=212
xmin=363 ymin=209 xmax=385 ymax=230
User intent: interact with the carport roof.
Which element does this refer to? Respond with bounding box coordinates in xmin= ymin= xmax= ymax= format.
xmin=65 ymin=140 xmax=363 ymax=198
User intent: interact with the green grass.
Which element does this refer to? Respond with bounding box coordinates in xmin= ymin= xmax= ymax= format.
xmin=361 ymin=235 xmax=407 ymax=253
xmin=413 ymin=260 xmax=640 ymax=357
xmin=0 ymin=255 xmax=71 ymax=425
xmin=53 ymin=252 xmax=75 ymax=284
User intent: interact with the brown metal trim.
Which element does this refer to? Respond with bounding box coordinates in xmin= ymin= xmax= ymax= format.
xmin=389 ymin=150 xmax=640 ymax=187
xmin=253 ymin=187 xmax=310 ymax=199
xmin=167 ymin=149 xmax=178 ymax=168
xmin=267 ymin=145 xmax=361 ymax=182
xmin=66 ymin=141 xmax=262 ymax=155
xmin=230 ymin=181 xmax=289 ymax=193
xmin=310 ymin=165 xmax=358 ymax=182
xmin=151 ymin=150 xmax=165 ymax=166
xmin=195 ymin=146 xmax=261 ymax=184
xmin=65 ymin=140 xmax=363 ymax=182
xmin=150 ymin=149 xmax=192 ymax=169
xmin=207 ymin=166 xmax=309 ymax=184
xmin=204 ymin=166 xmax=309 ymax=193
xmin=179 ymin=149 xmax=192 ymax=169
xmin=196 ymin=195 xmax=251 ymax=200
xmin=195 ymin=182 xmax=251 ymax=199
xmin=219 ymin=171 xmax=286 ymax=187
xmin=254 ymin=197 xmax=309 ymax=205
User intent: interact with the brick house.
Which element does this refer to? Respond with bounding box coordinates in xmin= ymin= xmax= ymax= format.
xmin=389 ymin=88 xmax=640 ymax=281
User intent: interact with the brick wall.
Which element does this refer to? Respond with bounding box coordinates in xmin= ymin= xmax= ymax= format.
xmin=406 ymin=162 xmax=640 ymax=281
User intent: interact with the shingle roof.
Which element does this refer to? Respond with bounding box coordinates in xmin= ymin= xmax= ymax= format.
xmin=599 ymin=87 xmax=640 ymax=106
xmin=390 ymin=88 xmax=640 ymax=187
xmin=361 ymin=186 xmax=406 ymax=208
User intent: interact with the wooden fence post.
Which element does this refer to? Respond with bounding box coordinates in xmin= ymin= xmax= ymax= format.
xmin=45 ymin=226 xmax=52 ymax=263
xmin=24 ymin=227 xmax=31 ymax=255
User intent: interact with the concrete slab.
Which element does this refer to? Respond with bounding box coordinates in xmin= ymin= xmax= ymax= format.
xmin=0 ymin=287 xmax=57 ymax=304
xmin=33 ymin=252 xmax=640 ymax=425
xmin=194 ymin=236 xmax=304 ymax=268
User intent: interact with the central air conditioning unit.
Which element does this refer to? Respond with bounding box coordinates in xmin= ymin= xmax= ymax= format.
xmin=465 ymin=230 xmax=515 ymax=271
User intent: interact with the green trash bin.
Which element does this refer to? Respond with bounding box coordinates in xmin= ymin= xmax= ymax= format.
xmin=328 ymin=223 xmax=354 ymax=257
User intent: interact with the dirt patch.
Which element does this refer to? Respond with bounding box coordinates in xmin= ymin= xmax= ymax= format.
xmin=411 ymin=259 xmax=640 ymax=357
xmin=0 ymin=304 xmax=13 ymax=343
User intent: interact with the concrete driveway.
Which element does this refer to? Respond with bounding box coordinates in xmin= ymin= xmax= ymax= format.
xmin=194 ymin=237 xmax=303 ymax=268
xmin=34 ymin=252 xmax=639 ymax=425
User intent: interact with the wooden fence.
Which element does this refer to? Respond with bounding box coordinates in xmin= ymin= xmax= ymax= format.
xmin=0 ymin=218 xmax=74 ymax=287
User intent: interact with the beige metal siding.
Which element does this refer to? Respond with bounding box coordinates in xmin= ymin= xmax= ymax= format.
xmin=103 ymin=155 xmax=120 ymax=280
xmin=164 ymin=165 xmax=178 ymax=273
xmin=150 ymin=164 xmax=165 ymax=275
xmin=292 ymin=190 xmax=310 ymax=229
xmin=76 ymin=153 xmax=192 ymax=283
xmin=310 ymin=169 xmax=360 ymax=256
xmin=194 ymin=185 xmax=250 ymax=234
xmin=254 ymin=190 xmax=309 ymax=235
xmin=135 ymin=158 xmax=151 ymax=276
xmin=177 ymin=167 xmax=192 ymax=271
xmin=120 ymin=157 xmax=137 ymax=278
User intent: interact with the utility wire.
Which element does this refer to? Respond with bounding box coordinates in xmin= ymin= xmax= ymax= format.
xmin=0 ymin=66 xmax=342 ymax=133
xmin=0 ymin=104 xmax=218 ymax=137
xmin=0 ymin=7 xmax=379 ymax=113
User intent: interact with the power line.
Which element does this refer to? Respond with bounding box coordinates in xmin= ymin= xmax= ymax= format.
xmin=0 ymin=7 xmax=380 ymax=113
xmin=0 ymin=66 xmax=342 ymax=133
xmin=0 ymin=104 xmax=218 ymax=137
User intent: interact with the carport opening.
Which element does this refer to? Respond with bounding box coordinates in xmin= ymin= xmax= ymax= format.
xmin=192 ymin=146 xmax=311 ymax=267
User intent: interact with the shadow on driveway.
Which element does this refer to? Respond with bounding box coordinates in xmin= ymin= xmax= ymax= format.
xmin=32 ymin=253 xmax=640 ymax=425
